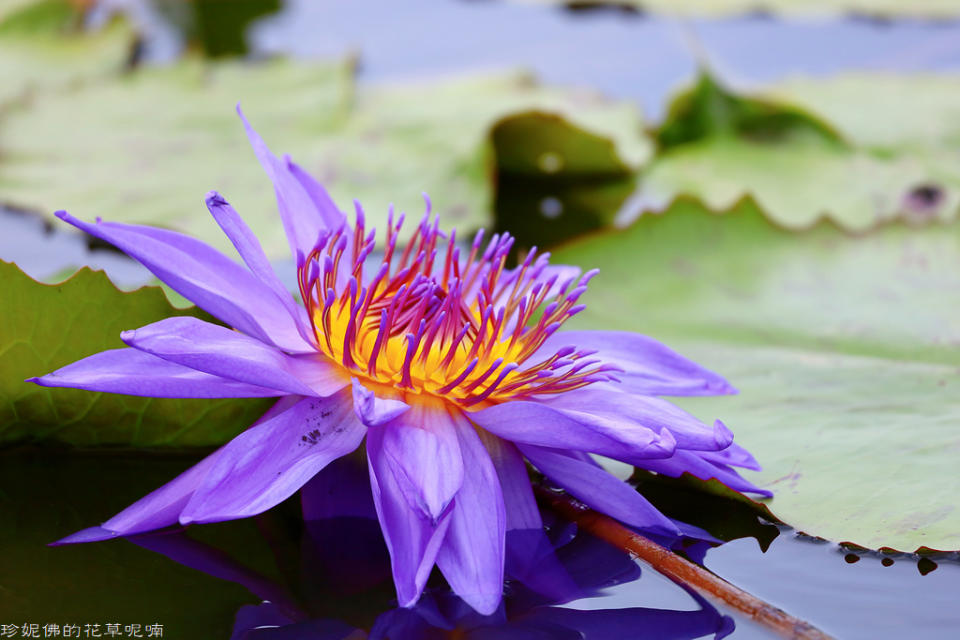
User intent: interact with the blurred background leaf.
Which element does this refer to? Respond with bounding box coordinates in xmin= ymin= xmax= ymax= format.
xmin=517 ymin=0 xmax=960 ymax=20
xmin=0 ymin=61 xmax=648 ymax=258
xmin=629 ymin=73 xmax=960 ymax=232
xmin=0 ymin=0 xmax=135 ymax=109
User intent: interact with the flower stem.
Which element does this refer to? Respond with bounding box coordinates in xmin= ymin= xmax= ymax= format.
xmin=535 ymin=487 xmax=834 ymax=640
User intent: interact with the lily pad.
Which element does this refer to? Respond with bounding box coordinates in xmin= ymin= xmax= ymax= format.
xmin=0 ymin=0 xmax=134 ymax=109
xmin=767 ymin=73 xmax=960 ymax=153
xmin=552 ymin=199 xmax=960 ymax=552
xmin=0 ymin=58 xmax=353 ymax=259
xmin=0 ymin=61 xmax=649 ymax=257
xmin=303 ymin=70 xmax=649 ymax=242
xmin=516 ymin=0 xmax=960 ymax=20
xmin=0 ymin=261 xmax=273 ymax=448
xmin=632 ymin=74 xmax=960 ymax=232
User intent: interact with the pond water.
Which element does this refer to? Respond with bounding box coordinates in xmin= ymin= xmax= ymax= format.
xmin=4 ymin=1 xmax=960 ymax=638
xmin=252 ymin=0 xmax=960 ymax=120
xmin=2 ymin=451 xmax=958 ymax=639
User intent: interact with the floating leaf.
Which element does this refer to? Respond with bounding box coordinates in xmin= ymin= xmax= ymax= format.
xmin=654 ymin=73 xmax=843 ymax=152
xmin=553 ymin=199 xmax=960 ymax=552
xmin=0 ymin=58 xmax=353 ymax=259
xmin=0 ymin=62 xmax=649 ymax=257
xmin=767 ymin=73 xmax=960 ymax=153
xmin=0 ymin=261 xmax=273 ymax=447
xmin=516 ymin=0 xmax=960 ymax=20
xmin=633 ymin=74 xmax=960 ymax=231
xmin=0 ymin=0 xmax=134 ymax=109
xmin=630 ymin=469 xmax=781 ymax=550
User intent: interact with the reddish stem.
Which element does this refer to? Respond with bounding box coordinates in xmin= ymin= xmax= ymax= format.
xmin=536 ymin=487 xmax=834 ymax=640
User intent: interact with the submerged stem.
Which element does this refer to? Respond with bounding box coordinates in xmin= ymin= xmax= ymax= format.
xmin=535 ymin=487 xmax=834 ymax=640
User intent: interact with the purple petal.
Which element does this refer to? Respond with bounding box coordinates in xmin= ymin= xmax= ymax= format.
xmin=696 ymin=440 xmax=763 ymax=471
xmin=255 ymin=394 xmax=301 ymax=421
xmin=368 ymin=404 xmax=464 ymax=522
xmin=641 ymin=450 xmax=772 ymax=497
xmin=535 ymin=330 xmax=736 ymax=397
xmin=541 ymin=388 xmax=733 ymax=451
xmin=477 ymin=431 xmax=540 ymax=531
xmin=54 ymin=445 xmax=223 ymax=544
xmin=285 ymin=157 xmax=347 ymax=230
xmin=238 ymin=107 xmax=345 ymax=259
xmin=29 ymin=348 xmax=282 ymax=398
xmin=52 ymin=398 xmax=297 ymax=545
xmin=478 ymin=433 xmax=580 ymax=603
xmin=180 ymin=390 xmax=365 ymax=524
xmin=55 ymin=210 xmax=311 ymax=354
xmin=435 ymin=412 xmax=506 ymax=615
xmin=351 ymin=378 xmax=410 ymax=427
xmin=468 ymin=399 xmax=675 ymax=463
xmin=53 ymin=526 xmax=123 ymax=545
xmin=367 ymin=420 xmax=454 ymax=608
xmin=121 ymin=316 xmax=346 ymax=397
xmin=519 ymin=444 xmax=680 ymax=535
xmin=205 ymin=191 xmax=316 ymax=348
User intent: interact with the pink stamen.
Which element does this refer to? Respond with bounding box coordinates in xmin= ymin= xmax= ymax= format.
xmin=294 ymin=207 xmax=608 ymax=402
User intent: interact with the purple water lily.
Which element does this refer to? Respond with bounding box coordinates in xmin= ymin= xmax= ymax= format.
xmin=30 ymin=108 xmax=769 ymax=615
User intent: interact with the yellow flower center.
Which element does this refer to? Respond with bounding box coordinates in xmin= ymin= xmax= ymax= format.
xmin=297 ymin=207 xmax=614 ymax=406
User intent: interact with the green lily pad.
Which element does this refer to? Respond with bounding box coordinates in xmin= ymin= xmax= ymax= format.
xmin=0 ymin=0 xmax=134 ymax=109
xmin=552 ymin=199 xmax=960 ymax=552
xmin=767 ymin=73 xmax=960 ymax=153
xmin=0 ymin=61 xmax=649 ymax=258
xmin=301 ymin=70 xmax=649 ymax=243
xmin=634 ymin=74 xmax=960 ymax=232
xmin=0 ymin=261 xmax=273 ymax=448
xmin=0 ymin=58 xmax=353 ymax=259
xmin=517 ymin=0 xmax=960 ymax=20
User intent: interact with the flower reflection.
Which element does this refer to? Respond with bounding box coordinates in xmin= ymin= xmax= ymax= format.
xmin=132 ymin=457 xmax=734 ymax=640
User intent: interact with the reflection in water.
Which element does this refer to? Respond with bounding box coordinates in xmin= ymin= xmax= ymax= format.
xmin=494 ymin=172 xmax=636 ymax=255
xmin=490 ymin=111 xmax=640 ymax=255
xmin=6 ymin=452 xmax=957 ymax=637
xmin=131 ymin=457 xmax=734 ymax=639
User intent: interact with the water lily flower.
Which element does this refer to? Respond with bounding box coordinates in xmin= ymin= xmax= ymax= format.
xmin=29 ymin=108 xmax=768 ymax=615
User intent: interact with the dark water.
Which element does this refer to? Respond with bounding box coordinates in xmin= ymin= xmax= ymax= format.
xmin=1 ymin=451 xmax=958 ymax=639
xmin=5 ymin=1 xmax=960 ymax=638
